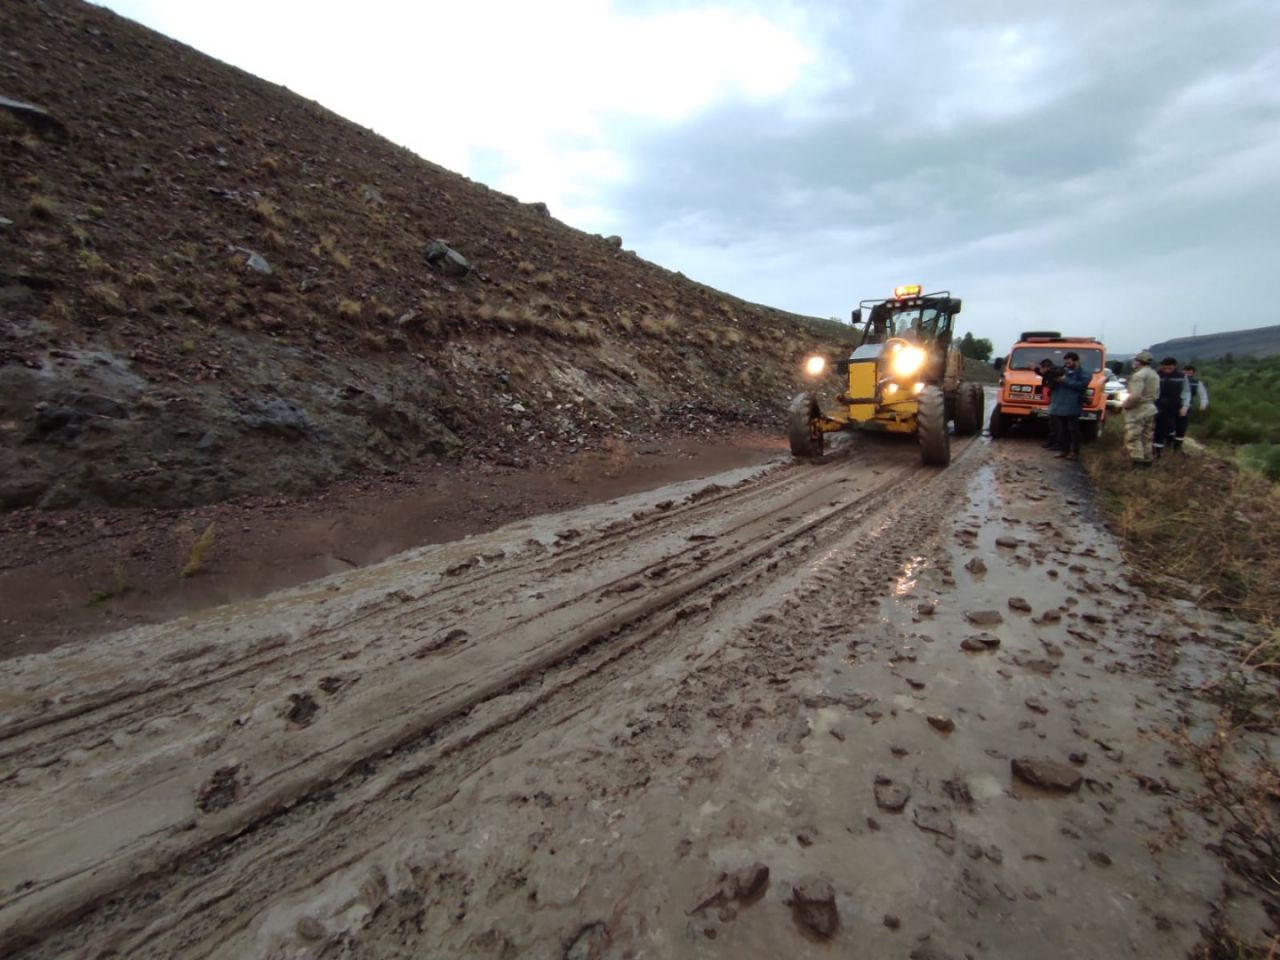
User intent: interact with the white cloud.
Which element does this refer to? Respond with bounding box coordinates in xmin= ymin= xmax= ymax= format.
xmin=97 ymin=0 xmax=814 ymax=225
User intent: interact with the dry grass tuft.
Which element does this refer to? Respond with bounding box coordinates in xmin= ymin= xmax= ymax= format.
xmin=77 ymin=249 xmax=113 ymax=277
xmin=27 ymin=194 xmax=59 ymax=219
xmin=253 ymin=198 xmax=285 ymax=229
xmin=533 ymin=271 xmax=555 ymax=287
xmin=89 ymin=564 xmax=131 ymax=605
xmin=87 ymin=283 xmax=125 ymax=313
xmin=1085 ymin=434 xmax=1280 ymax=620
xmin=179 ymin=522 xmax=216 ymax=579
xmin=517 ymin=261 xmax=536 ymax=275
xmin=639 ymin=313 xmax=680 ymax=340
xmin=336 ymin=298 xmax=363 ymax=321
xmin=359 ymin=330 xmax=388 ymax=351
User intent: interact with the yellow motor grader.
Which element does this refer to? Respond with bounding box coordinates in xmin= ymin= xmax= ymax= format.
xmin=789 ymin=285 xmax=983 ymax=466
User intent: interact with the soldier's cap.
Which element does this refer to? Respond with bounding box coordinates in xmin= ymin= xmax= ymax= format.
xmin=1133 ymin=351 xmax=1154 ymax=363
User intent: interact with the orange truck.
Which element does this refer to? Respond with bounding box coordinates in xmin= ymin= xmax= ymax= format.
xmin=988 ymin=332 xmax=1108 ymax=440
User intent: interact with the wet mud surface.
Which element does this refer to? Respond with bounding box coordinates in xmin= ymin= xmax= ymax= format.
xmin=0 ymin=432 xmax=783 ymax=657
xmin=0 ymin=433 xmax=1270 ymax=958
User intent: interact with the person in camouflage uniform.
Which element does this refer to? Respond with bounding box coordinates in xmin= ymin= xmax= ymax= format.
xmin=1121 ymin=351 xmax=1159 ymax=468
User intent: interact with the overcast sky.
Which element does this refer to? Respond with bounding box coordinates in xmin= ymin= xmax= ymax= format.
xmin=98 ymin=0 xmax=1280 ymax=352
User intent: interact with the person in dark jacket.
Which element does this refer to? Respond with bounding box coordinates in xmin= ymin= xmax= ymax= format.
xmin=1153 ymin=357 xmax=1191 ymax=457
xmin=1047 ymin=351 xmax=1089 ymax=460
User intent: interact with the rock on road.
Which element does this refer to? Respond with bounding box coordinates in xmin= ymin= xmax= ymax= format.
xmin=0 ymin=432 xmax=1254 ymax=958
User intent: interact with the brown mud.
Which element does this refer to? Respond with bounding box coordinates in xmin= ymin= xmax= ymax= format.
xmin=0 ymin=432 xmax=783 ymax=657
xmin=0 ymin=432 xmax=1272 ymax=958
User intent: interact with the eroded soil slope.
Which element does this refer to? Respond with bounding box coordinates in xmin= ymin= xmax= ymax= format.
xmin=1 ymin=435 xmax=1273 ymax=958
xmin=1 ymin=0 xmax=844 ymax=512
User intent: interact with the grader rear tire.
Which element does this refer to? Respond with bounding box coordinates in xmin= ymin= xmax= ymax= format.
xmin=953 ymin=382 xmax=979 ymax=436
xmin=968 ymin=383 xmax=985 ymax=434
xmin=788 ymin=392 xmax=824 ymax=458
xmin=918 ymin=385 xmax=951 ymax=466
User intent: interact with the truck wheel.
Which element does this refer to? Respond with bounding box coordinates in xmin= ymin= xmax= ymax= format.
xmin=953 ymin=382 xmax=979 ymax=436
xmin=988 ymin=407 xmax=1007 ymax=438
xmin=918 ymin=385 xmax=950 ymax=466
xmin=788 ymin=392 xmax=824 ymax=458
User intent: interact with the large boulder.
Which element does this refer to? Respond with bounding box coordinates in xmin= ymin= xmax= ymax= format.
xmin=424 ymin=239 xmax=470 ymax=276
xmin=0 ymin=95 xmax=69 ymax=141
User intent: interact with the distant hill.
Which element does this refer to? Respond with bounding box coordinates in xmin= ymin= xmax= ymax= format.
xmin=1146 ymin=325 xmax=1280 ymax=362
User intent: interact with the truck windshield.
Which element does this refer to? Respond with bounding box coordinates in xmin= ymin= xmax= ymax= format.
xmin=1008 ymin=347 xmax=1103 ymax=372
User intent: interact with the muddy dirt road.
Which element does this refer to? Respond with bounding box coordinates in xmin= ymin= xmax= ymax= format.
xmin=0 ymin=433 xmax=1266 ymax=958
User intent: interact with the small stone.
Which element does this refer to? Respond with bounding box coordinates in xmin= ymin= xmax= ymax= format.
xmin=1069 ymin=752 xmax=1088 ymax=765
xmin=912 ymin=804 xmax=955 ymax=839
xmin=565 ymin=922 xmax=609 ymax=960
xmin=884 ymin=914 xmax=901 ymax=930
xmin=1024 ymin=698 xmax=1048 ymax=715
xmin=927 ymin=714 xmax=955 ymax=732
xmin=965 ymin=609 xmax=1003 ymax=626
xmin=1039 ymin=608 xmax=1063 ymax=623
xmin=1008 ymin=597 xmax=1032 ymax=613
xmin=911 ymin=942 xmax=963 ymax=960
xmin=1011 ymin=757 xmax=1084 ymax=793
xmin=995 ymin=536 xmax=1019 ymax=548
xmin=964 ymin=556 xmax=987 ymax=575
xmin=296 ymin=916 xmax=326 ymax=941
xmin=1088 ymin=850 xmax=1112 ymax=867
xmin=725 ymin=862 xmax=769 ymax=902
xmin=917 ymin=601 xmax=937 ymax=616
xmin=874 ymin=778 xmax=911 ymax=812
xmin=787 ymin=878 xmax=839 ymax=940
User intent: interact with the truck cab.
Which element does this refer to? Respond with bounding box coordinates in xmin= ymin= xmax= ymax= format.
xmin=989 ymin=332 xmax=1108 ymax=439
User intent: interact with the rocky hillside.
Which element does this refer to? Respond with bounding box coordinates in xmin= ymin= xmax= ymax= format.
xmin=0 ymin=0 xmax=849 ymax=511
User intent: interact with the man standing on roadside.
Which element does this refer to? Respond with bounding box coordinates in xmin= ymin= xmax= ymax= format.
xmin=1174 ymin=364 xmax=1209 ymax=451
xmin=1047 ymin=351 xmax=1089 ymax=460
xmin=1153 ymin=357 xmax=1191 ymax=457
xmin=1122 ymin=351 xmax=1160 ymax=468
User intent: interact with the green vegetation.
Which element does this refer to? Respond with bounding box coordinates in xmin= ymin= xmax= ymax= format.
xmin=957 ymin=332 xmax=993 ymax=362
xmin=1185 ymin=356 xmax=1280 ymax=480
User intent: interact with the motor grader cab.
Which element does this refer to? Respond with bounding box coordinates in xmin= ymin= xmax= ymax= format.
xmin=789 ymin=285 xmax=984 ymax=466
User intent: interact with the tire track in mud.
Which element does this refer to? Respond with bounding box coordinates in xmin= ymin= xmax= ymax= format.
xmin=0 ymin=444 xmax=848 ymax=751
xmin=0 ymin=435 xmax=980 ymax=956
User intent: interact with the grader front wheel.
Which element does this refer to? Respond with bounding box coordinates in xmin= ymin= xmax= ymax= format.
xmin=917 ymin=385 xmax=951 ymax=466
xmin=788 ymin=392 xmax=825 ymax=458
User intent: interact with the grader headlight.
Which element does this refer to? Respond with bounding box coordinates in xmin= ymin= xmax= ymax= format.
xmin=889 ymin=345 xmax=926 ymax=378
xmin=804 ymin=355 xmax=826 ymax=377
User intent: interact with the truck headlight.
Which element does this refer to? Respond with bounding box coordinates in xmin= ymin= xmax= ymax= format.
xmin=890 ymin=345 xmax=926 ymax=378
xmin=805 ymin=355 xmax=826 ymax=377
